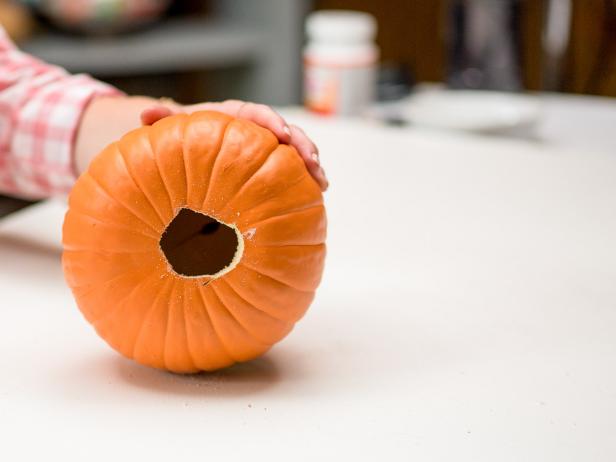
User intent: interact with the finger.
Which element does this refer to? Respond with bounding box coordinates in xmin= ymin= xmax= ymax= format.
xmin=315 ymin=166 xmax=329 ymax=191
xmin=236 ymin=102 xmax=291 ymax=143
xmin=190 ymin=100 xmax=292 ymax=143
xmin=289 ymin=125 xmax=328 ymax=191
xmin=140 ymin=105 xmax=178 ymax=126
xmin=289 ymin=124 xmax=319 ymax=166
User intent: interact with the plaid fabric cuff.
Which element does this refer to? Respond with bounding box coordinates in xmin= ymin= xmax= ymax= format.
xmin=7 ymin=74 xmax=121 ymax=199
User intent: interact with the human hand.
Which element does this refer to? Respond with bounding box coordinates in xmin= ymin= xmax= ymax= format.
xmin=141 ymin=99 xmax=328 ymax=191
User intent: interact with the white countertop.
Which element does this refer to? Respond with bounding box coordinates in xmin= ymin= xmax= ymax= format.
xmin=1 ymin=112 xmax=616 ymax=461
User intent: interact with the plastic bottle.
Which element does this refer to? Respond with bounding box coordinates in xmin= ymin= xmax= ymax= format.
xmin=304 ymin=10 xmax=379 ymax=116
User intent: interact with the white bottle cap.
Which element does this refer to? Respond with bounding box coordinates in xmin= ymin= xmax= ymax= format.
xmin=306 ymin=10 xmax=377 ymax=43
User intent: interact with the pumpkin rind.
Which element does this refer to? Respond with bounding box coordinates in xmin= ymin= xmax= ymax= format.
xmin=62 ymin=111 xmax=326 ymax=373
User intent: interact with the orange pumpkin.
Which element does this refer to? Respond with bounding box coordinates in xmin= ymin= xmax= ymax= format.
xmin=62 ymin=111 xmax=327 ymax=373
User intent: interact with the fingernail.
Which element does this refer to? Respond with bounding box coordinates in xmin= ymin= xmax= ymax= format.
xmin=311 ymin=152 xmax=320 ymax=165
xmin=283 ymin=125 xmax=291 ymax=137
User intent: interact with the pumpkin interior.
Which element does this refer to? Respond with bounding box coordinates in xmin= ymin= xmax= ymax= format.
xmin=159 ymin=208 xmax=243 ymax=278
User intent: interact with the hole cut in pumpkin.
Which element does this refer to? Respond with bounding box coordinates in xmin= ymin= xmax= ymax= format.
xmin=159 ymin=208 xmax=244 ymax=278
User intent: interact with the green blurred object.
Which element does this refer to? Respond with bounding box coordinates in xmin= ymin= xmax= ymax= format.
xmin=20 ymin=0 xmax=171 ymax=34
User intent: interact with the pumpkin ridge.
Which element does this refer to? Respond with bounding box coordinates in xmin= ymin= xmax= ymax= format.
xmin=208 ymin=284 xmax=274 ymax=347
xmin=244 ymin=206 xmax=327 ymax=247
xmin=219 ymin=155 xmax=306 ymax=219
xmin=146 ymin=127 xmax=180 ymax=211
xmin=68 ymin=175 xmax=159 ymax=238
xmin=199 ymin=119 xmax=236 ymax=212
xmin=243 ymin=201 xmax=323 ymax=229
xmin=178 ymin=120 xmax=189 ymax=207
xmin=67 ymin=209 xmax=159 ymax=241
xmin=172 ymin=115 xmax=191 ymax=209
xmin=224 ymin=267 xmax=314 ymax=322
xmin=247 ymin=205 xmax=324 ymax=229
xmin=91 ymin=268 xmax=162 ymax=327
xmin=210 ymin=282 xmax=288 ymax=345
xmin=228 ymin=264 xmax=314 ymax=295
xmin=215 ymin=278 xmax=291 ymax=324
xmin=172 ymin=280 xmax=197 ymax=372
xmin=148 ymin=114 xmax=189 ymax=209
xmin=131 ymin=277 xmax=173 ymax=364
xmin=161 ymin=278 xmax=176 ymax=371
xmin=181 ymin=282 xmax=201 ymax=371
xmin=238 ymin=261 xmax=318 ymax=292
xmin=196 ymin=285 xmax=238 ymax=362
xmin=186 ymin=281 xmax=236 ymax=369
xmin=252 ymin=242 xmax=327 ymax=250
xmin=116 ymin=139 xmax=170 ymax=227
xmin=84 ymin=171 xmax=161 ymax=234
xmin=64 ymin=247 xmax=160 ymax=277
xmin=187 ymin=112 xmax=231 ymax=210
xmin=143 ymin=125 xmax=176 ymax=218
xmin=65 ymin=258 xmax=159 ymax=292
xmin=63 ymin=239 xmax=156 ymax=253
xmin=210 ymin=132 xmax=281 ymax=214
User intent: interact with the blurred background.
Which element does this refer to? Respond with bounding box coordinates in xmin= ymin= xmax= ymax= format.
xmin=1 ymin=0 xmax=615 ymax=212
xmin=1 ymin=0 xmax=615 ymax=103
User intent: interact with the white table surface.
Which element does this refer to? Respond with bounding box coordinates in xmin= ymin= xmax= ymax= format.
xmin=1 ymin=112 xmax=616 ymax=461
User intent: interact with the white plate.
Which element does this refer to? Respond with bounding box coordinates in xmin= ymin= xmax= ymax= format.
xmin=400 ymin=89 xmax=541 ymax=135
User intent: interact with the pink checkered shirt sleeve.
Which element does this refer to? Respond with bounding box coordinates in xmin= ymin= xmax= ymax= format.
xmin=0 ymin=28 xmax=121 ymax=199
